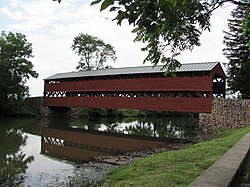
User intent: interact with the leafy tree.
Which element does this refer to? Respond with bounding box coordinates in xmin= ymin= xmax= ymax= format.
xmin=72 ymin=33 xmax=117 ymax=70
xmin=0 ymin=31 xmax=38 ymax=115
xmin=223 ymin=5 xmax=250 ymax=99
xmin=92 ymin=0 xmax=212 ymax=72
xmin=90 ymin=0 xmax=249 ymax=72
xmin=55 ymin=0 xmax=249 ymax=72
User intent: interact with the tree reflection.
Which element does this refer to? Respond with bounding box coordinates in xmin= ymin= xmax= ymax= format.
xmin=142 ymin=117 xmax=199 ymax=140
xmin=68 ymin=116 xmax=199 ymax=141
xmin=103 ymin=122 xmax=120 ymax=133
xmin=125 ymin=121 xmax=154 ymax=136
xmin=0 ymin=122 xmax=34 ymax=185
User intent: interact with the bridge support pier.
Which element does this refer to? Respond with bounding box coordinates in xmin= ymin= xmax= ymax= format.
xmin=46 ymin=106 xmax=71 ymax=118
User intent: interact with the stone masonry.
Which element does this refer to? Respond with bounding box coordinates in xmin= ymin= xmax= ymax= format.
xmin=199 ymin=98 xmax=250 ymax=130
xmin=25 ymin=97 xmax=51 ymax=117
xmin=25 ymin=97 xmax=71 ymax=117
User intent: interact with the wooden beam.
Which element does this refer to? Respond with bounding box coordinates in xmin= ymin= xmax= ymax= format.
xmin=43 ymin=97 xmax=212 ymax=113
xmin=44 ymin=77 xmax=212 ymax=92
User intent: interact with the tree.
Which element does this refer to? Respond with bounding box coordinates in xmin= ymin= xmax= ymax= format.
xmin=54 ymin=0 xmax=249 ymax=72
xmin=223 ymin=5 xmax=250 ymax=99
xmin=72 ymin=33 xmax=117 ymax=70
xmin=0 ymin=31 xmax=38 ymax=115
xmin=91 ymin=0 xmax=249 ymax=72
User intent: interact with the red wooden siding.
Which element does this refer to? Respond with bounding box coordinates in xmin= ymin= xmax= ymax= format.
xmin=44 ymin=77 xmax=212 ymax=92
xmin=43 ymin=97 xmax=212 ymax=113
xmin=211 ymin=63 xmax=226 ymax=79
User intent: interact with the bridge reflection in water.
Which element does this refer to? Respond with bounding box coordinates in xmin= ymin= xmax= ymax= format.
xmin=41 ymin=117 xmax=199 ymax=162
xmin=41 ymin=127 xmax=168 ymax=162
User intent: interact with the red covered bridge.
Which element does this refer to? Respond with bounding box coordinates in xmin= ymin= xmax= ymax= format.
xmin=43 ymin=62 xmax=226 ymax=113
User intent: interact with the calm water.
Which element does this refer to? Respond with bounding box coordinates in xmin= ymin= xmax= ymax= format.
xmin=0 ymin=116 xmax=200 ymax=186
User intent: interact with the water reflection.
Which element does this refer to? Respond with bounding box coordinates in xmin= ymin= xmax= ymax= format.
xmin=41 ymin=117 xmax=199 ymax=162
xmin=0 ymin=116 xmax=200 ymax=186
xmin=41 ymin=127 xmax=167 ymax=162
xmin=70 ymin=116 xmax=199 ymax=140
xmin=0 ymin=118 xmax=35 ymax=185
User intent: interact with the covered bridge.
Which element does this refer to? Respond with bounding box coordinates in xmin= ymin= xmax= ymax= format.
xmin=43 ymin=62 xmax=226 ymax=113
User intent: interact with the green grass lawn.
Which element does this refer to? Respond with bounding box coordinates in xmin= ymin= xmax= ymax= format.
xmin=107 ymin=127 xmax=250 ymax=187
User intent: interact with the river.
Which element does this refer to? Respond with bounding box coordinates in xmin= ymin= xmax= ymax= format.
xmin=0 ymin=116 xmax=201 ymax=186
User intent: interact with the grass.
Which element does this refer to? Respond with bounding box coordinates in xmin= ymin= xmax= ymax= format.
xmin=107 ymin=127 xmax=250 ymax=187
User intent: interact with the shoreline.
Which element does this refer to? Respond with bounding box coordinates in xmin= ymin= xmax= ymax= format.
xmin=70 ymin=143 xmax=187 ymax=186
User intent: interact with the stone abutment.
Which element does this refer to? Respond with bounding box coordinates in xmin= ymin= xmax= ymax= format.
xmin=199 ymin=98 xmax=250 ymax=129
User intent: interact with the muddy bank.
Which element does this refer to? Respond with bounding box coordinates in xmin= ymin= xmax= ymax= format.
xmin=68 ymin=143 xmax=186 ymax=186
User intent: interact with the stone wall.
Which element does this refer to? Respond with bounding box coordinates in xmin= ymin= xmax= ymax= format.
xmin=199 ymin=98 xmax=250 ymax=130
xmin=25 ymin=97 xmax=51 ymax=117
xmin=25 ymin=97 xmax=72 ymax=117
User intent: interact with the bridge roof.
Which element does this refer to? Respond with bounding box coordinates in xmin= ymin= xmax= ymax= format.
xmin=45 ymin=62 xmax=222 ymax=80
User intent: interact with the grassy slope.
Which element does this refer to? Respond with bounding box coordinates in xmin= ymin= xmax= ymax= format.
xmin=107 ymin=127 xmax=250 ymax=187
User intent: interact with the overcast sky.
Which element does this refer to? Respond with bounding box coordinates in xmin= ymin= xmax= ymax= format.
xmin=0 ymin=0 xmax=235 ymax=97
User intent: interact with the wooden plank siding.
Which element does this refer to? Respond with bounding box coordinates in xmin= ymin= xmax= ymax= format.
xmin=44 ymin=77 xmax=212 ymax=92
xmin=43 ymin=97 xmax=212 ymax=113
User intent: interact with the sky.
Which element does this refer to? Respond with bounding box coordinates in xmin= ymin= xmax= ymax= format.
xmin=0 ymin=0 xmax=235 ymax=97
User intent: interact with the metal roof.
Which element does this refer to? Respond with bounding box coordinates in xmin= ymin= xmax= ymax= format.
xmin=45 ymin=62 xmax=220 ymax=80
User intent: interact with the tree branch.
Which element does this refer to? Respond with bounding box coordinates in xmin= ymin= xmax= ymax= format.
xmin=53 ymin=0 xmax=61 ymax=3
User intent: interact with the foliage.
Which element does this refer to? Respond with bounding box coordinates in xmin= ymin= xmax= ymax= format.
xmin=90 ymin=0 xmax=249 ymax=72
xmin=71 ymin=107 xmax=196 ymax=119
xmin=0 ymin=31 xmax=38 ymax=115
xmin=71 ymin=113 xmax=199 ymax=140
xmin=92 ymin=0 xmax=210 ymax=72
xmin=53 ymin=0 xmax=250 ymax=72
xmin=223 ymin=4 xmax=250 ymax=99
xmin=72 ymin=33 xmax=117 ymax=70
xmin=0 ymin=119 xmax=34 ymax=184
xmin=107 ymin=126 xmax=250 ymax=187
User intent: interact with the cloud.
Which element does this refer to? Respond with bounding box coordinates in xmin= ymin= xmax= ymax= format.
xmin=0 ymin=7 xmax=24 ymax=21
xmin=10 ymin=0 xmax=19 ymax=8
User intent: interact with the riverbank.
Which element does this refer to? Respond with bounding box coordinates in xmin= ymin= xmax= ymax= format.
xmin=103 ymin=127 xmax=250 ymax=187
xmin=59 ymin=128 xmax=222 ymax=186
xmin=68 ymin=143 xmax=186 ymax=187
